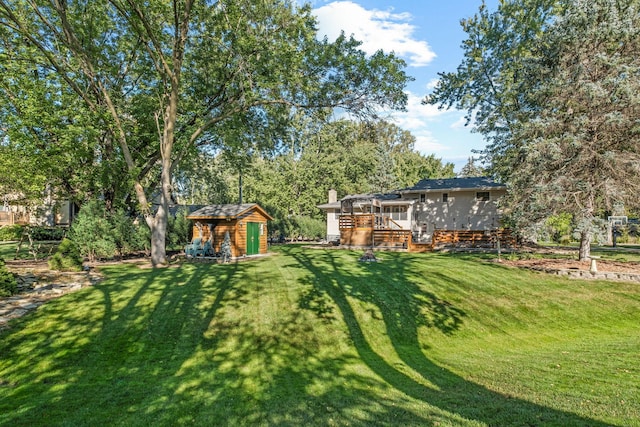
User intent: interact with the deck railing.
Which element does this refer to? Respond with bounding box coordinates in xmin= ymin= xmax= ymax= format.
xmin=339 ymin=214 xmax=403 ymax=230
xmin=338 ymin=214 xmax=516 ymax=251
xmin=432 ymin=229 xmax=516 ymax=248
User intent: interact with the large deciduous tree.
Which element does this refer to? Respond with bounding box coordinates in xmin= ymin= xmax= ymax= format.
xmin=426 ymin=0 xmax=640 ymax=260
xmin=0 ymin=0 xmax=410 ymax=266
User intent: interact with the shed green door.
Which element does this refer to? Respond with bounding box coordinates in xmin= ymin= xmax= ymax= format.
xmin=246 ymin=222 xmax=260 ymax=255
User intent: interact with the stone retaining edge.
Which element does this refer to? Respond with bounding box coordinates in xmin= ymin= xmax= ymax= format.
xmin=528 ymin=267 xmax=640 ymax=283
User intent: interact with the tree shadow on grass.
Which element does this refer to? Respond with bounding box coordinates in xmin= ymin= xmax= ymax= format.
xmin=286 ymin=247 xmax=612 ymax=426
xmin=0 ymin=262 xmax=248 ymax=425
xmin=1 ymin=259 xmax=439 ymax=426
xmin=0 ymin=249 xmax=617 ymax=426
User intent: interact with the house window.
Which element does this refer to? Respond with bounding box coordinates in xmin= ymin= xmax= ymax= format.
xmin=442 ymin=193 xmax=449 ymax=203
xmin=476 ymin=191 xmax=490 ymax=201
xmin=383 ymin=206 xmax=407 ymax=221
xmin=420 ymin=193 xmax=426 ymax=202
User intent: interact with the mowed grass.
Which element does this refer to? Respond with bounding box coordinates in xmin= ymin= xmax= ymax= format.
xmin=0 ymin=246 xmax=639 ymax=426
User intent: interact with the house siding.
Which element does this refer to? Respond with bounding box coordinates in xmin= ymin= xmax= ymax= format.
xmin=318 ymin=178 xmax=507 ymax=248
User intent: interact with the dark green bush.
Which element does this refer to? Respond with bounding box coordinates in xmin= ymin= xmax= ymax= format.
xmin=29 ymin=226 xmax=66 ymax=241
xmin=167 ymin=207 xmax=191 ymax=248
xmin=0 ymin=225 xmax=66 ymax=242
xmin=293 ymin=215 xmax=325 ymax=240
xmin=69 ymin=201 xmax=117 ymax=261
xmin=270 ymin=215 xmax=325 ymax=241
xmin=48 ymin=238 xmax=83 ymax=272
xmin=0 ymin=257 xmax=17 ymax=297
xmin=0 ymin=225 xmax=24 ymax=241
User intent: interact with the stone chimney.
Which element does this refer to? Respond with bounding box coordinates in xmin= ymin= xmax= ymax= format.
xmin=328 ymin=189 xmax=337 ymax=203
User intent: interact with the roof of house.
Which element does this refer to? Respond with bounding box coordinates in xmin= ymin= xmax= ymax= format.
xmin=399 ymin=176 xmax=505 ymax=192
xmin=317 ymin=178 xmax=506 ymax=211
xmin=317 ymin=192 xmax=404 ymax=211
xmin=341 ymin=193 xmax=402 ymax=201
xmin=186 ymin=203 xmax=273 ymax=220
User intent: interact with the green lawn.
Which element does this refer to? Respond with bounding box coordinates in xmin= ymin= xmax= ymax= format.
xmin=1 ymin=246 xmax=638 ymax=426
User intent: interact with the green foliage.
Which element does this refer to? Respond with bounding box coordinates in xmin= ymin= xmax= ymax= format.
xmin=458 ymin=157 xmax=486 ymax=178
xmin=544 ymin=213 xmax=573 ymax=243
xmin=132 ymin=221 xmax=151 ymax=256
xmin=167 ymin=208 xmax=192 ymax=248
xmin=0 ymin=225 xmax=65 ymax=242
xmin=428 ymin=0 xmax=640 ymax=260
xmin=297 ymin=216 xmax=326 ymax=241
xmin=0 ymin=0 xmax=412 ymax=266
xmin=68 ymin=201 xmax=151 ymax=260
xmin=0 ymin=257 xmax=17 ymax=297
xmin=268 ymin=215 xmax=327 ymax=241
xmin=222 ymin=119 xmax=454 ymax=227
xmin=28 ymin=226 xmax=66 ymax=241
xmin=0 ymin=225 xmax=24 ymax=241
xmin=68 ymin=201 xmax=117 ymax=261
xmin=48 ymin=238 xmax=83 ymax=272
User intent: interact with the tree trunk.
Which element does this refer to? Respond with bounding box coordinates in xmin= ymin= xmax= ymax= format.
xmin=149 ymin=215 xmax=168 ymax=267
xmin=578 ymin=230 xmax=591 ymax=261
xmin=148 ymin=74 xmax=180 ymax=267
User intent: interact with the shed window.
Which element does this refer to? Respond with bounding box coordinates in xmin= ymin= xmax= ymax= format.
xmin=476 ymin=191 xmax=490 ymax=201
xmin=442 ymin=193 xmax=449 ymax=203
xmin=420 ymin=194 xmax=426 ymax=202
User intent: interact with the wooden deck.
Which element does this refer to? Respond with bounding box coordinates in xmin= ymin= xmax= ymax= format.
xmin=432 ymin=229 xmax=516 ymax=248
xmin=338 ymin=214 xmax=516 ymax=252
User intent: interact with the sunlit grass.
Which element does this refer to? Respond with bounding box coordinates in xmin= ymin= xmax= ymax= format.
xmin=1 ymin=246 xmax=638 ymax=426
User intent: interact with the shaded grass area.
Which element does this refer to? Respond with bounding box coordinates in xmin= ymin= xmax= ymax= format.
xmin=0 ymin=246 xmax=638 ymax=426
xmin=0 ymin=240 xmax=59 ymax=261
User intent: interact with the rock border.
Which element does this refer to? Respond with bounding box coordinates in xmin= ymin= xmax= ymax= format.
xmin=0 ymin=269 xmax=102 ymax=331
xmin=526 ymin=266 xmax=640 ymax=283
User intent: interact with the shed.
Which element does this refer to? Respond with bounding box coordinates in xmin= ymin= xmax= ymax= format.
xmin=186 ymin=203 xmax=273 ymax=258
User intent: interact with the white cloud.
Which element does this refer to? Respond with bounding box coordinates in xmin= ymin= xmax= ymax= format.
xmin=413 ymin=131 xmax=450 ymax=154
xmin=389 ymin=91 xmax=444 ymax=131
xmin=425 ymin=78 xmax=440 ymax=90
xmin=450 ymin=115 xmax=468 ymax=129
xmin=313 ymin=1 xmax=436 ymax=67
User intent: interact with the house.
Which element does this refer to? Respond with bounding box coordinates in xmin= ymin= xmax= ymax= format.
xmin=0 ymin=192 xmax=77 ymax=227
xmin=318 ymin=177 xmax=511 ymax=251
xmin=186 ymin=203 xmax=273 ymax=258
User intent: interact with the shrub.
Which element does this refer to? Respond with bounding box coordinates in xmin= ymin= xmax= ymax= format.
xmin=110 ymin=209 xmax=138 ymax=257
xmin=0 ymin=257 xmax=17 ymax=297
xmin=167 ymin=207 xmax=191 ymax=248
xmin=132 ymin=221 xmax=151 ymax=255
xmin=29 ymin=226 xmax=66 ymax=241
xmin=0 ymin=225 xmax=24 ymax=241
xmin=48 ymin=238 xmax=84 ymax=271
xmin=69 ymin=201 xmax=117 ymax=261
xmin=293 ymin=216 xmax=325 ymax=240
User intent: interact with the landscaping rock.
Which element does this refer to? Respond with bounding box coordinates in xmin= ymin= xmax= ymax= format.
xmin=0 ymin=265 xmax=102 ymax=331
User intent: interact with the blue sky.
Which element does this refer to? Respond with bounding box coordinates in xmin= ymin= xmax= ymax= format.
xmin=309 ymin=0 xmax=499 ymax=171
